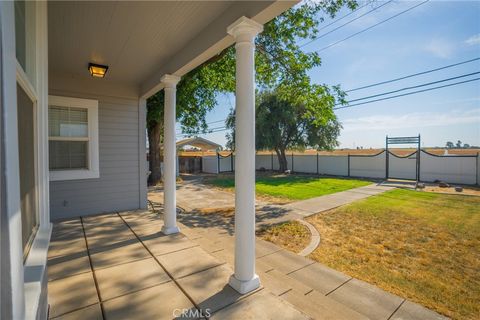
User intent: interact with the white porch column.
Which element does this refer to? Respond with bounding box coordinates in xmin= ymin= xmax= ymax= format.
xmin=227 ymin=16 xmax=263 ymax=294
xmin=161 ymin=74 xmax=181 ymax=235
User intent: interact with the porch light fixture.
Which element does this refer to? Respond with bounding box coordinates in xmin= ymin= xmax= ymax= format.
xmin=88 ymin=63 xmax=108 ymax=78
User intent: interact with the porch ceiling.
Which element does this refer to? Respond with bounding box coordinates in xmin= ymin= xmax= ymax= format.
xmin=48 ymin=1 xmax=296 ymax=97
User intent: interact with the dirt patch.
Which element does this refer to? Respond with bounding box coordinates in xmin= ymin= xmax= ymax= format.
xmin=423 ymin=185 xmax=480 ymax=196
xmin=257 ymin=221 xmax=311 ymax=254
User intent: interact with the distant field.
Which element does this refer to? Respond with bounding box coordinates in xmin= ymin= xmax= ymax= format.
xmin=179 ymin=148 xmax=480 ymax=157
xmin=204 ymin=174 xmax=372 ymax=200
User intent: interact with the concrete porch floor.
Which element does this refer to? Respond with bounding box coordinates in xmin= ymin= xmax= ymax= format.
xmin=47 ymin=211 xmax=307 ymax=319
xmin=47 ymin=210 xmax=446 ymax=319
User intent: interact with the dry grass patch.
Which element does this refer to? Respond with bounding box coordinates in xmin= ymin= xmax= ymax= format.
xmin=306 ymin=189 xmax=480 ymax=320
xmin=195 ymin=207 xmax=235 ymax=217
xmin=257 ymin=221 xmax=311 ymax=254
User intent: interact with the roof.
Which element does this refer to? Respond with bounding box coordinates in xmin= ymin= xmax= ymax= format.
xmin=176 ymin=137 xmax=222 ymax=151
xmin=48 ymin=1 xmax=297 ymax=98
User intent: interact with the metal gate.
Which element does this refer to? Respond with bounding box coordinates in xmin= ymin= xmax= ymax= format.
xmin=388 ymin=151 xmax=417 ymax=180
xmin=217 ymin=152 xmax=234 ymax=173
xmin=386 ymin=135 xmax=420 ymax=181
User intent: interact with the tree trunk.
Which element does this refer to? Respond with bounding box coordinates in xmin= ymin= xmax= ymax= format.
xmin=148 ymin=121 xmax=163 ymax=185
xmin=275 ymin=148 xmax=288 ymax=173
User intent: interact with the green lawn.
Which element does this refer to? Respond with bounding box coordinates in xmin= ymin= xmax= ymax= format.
xmin=205 ymin=174 xmax=372 ymax=200
xmin=306 ymin=189 xmax=480 ymax=319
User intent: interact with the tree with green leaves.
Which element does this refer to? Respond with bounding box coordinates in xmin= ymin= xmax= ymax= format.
xmin=226 ymin=90 xmax=341 ymax=172
xmin=147 ymin=0 xmax=358 ymax=184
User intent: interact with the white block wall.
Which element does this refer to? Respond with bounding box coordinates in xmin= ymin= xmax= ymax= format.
xmin=200 ymin=151 xmax=479 ymax=185
xmin=350 ymin=152 xmax=386 ymax=179
xmin=388 ymin=153 xmax=417 ymax=180
xmin=219 ymin=156 xmax=233 ymax=172
xmin=420 ymin=151 xmax=477 ymax=185
xmin=272 ymin=155 xmax=280 ymax=171
xmin=256 ymin=154 xmax=272 ymax=170
xmin=292 ymin=155 xmax=317 ymax=173
xmin=477 ymin=154 xmax=480 ymax=185
xmin=202 ymin=156 xmax=218 ymax=174
xmin=318 ymin=156 xmax=348 ymax=176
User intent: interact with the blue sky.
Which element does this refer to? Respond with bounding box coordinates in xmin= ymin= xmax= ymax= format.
xmin=178 ymin=0 xmax=480 ymax=149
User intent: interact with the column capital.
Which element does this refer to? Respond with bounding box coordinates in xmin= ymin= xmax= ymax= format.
xmin=227 ymin=16 xmax=263 ymax=42
xmin=161 ymin=74 xmax=181 ymax=88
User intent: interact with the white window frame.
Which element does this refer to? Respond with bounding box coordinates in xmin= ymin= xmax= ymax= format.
xmin=48 ymin=95 xmax=99 ymax=181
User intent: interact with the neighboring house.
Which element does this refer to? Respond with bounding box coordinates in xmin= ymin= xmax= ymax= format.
xmin=176 ymin=137 xmax=222 ymax=174
xmin=0 ymin=1 xmax=295 ymax=319
xmin=148 ymin=137 xmax=222 ymax=175
xmin=176 ymin=137 xmax=222 ymax=152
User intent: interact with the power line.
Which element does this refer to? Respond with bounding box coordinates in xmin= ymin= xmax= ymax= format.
xmin=343 ymin=71 xmax=480 ymax=104
xmin=300 ymin=0 xmax=393 ymax=48
xmin=314 ymin=0 xmax=430 ymax=53
xmin=177 ymin=71 xmax=479 ymax=134
xmin=176 ymin=126 xmax=228 ymax=137
xmin=315 ymin=2 xmax=370 ymax=33
xmin=176 ymin=119 xmax=226 ymax=134
xmin=346 ymin=57 xmax=480 ymax=92
xmin=176 ymin=77 xmax=479 ymax=132
xmin=335 ymin=77 xmax=480 ymax=110
xmin=206 ymin=119 xmax=226 ymax=125
xmin=206 ymin=125 xmax=226 ymax=131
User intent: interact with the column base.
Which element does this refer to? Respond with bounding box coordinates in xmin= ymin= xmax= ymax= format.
xmin=161 ymin=225 xmax=180 ymax=235
xmin=228 ymin=274 xmax=260 ymax=294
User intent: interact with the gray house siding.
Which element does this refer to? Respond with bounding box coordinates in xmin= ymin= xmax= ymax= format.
xmin=49 ymin=78 xmax=143 ymax=220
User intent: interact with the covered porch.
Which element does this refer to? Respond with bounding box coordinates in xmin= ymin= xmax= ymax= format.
xmin=46 ymin=0 xmax=289 ymax=297
xmin=1 ymin=1 xmax=298 ymax=319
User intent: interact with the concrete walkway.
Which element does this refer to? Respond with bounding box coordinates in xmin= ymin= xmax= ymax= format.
xmin=284 ymin=184 xmax=394 ymax=217
xmin=178 ymin=214 xmax=446 ymax=320
xmin=149 ymin=178 xmax=393 ymax=224
xmin=149 ymin=178 xmax=394 ymax=257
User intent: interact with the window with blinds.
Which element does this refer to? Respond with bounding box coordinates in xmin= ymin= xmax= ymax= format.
xmin=48 ymin=96 xmax=99 ymax=181
xmin=48 ymin=106 xmax=89 ymax=170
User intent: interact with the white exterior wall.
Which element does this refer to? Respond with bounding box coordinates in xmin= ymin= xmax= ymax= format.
xmin=350 ymin=152 xmax=386 ymax=179
xmin=420 ymin=152 xmax=477 ymax=185
xmin=388 ymin=153 xmax=417 ymax=180
xmin=202 ymin=156 xmax=218 ymax=173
